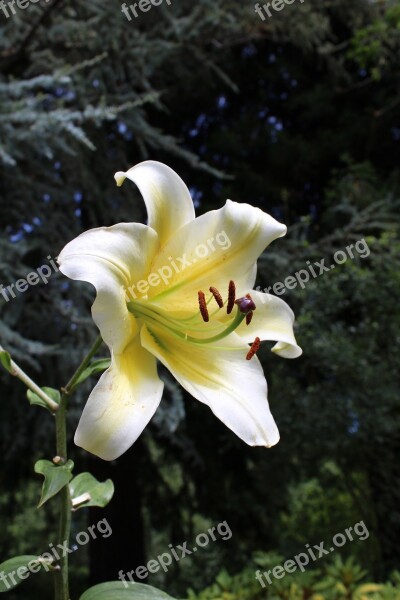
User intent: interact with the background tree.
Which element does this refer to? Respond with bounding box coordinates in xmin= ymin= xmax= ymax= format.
xmin=1 ymin=1 xmax=399 ymax=598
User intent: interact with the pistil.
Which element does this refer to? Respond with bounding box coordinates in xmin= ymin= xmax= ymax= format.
xmin=127 ymin=284 xmax=260 ymax=358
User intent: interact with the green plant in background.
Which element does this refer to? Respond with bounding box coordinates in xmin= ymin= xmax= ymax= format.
xmin=347 ymin=3 xmax=400 ymax=81
xmin=188 ymin=553 xmax=400 ymax=600
xmin=314 ymin=555 xmax=370 ymax=598
xmin=1 ymin=1 xmax=400 ymax=597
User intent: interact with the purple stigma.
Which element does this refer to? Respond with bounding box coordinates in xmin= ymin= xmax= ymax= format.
xmin=235 ymin=296 xmax=256 ymax=314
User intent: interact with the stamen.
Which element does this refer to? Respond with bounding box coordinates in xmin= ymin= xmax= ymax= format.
xmin=227 ymin=280 xmax=236 ymax=314
xmin=246 ymin=312 xmax=253 ymax=326
xmin=209 ymin=286 xmax=224 ymax=308
xmin=128 ymin=297 xmax=247 ymax=346
xmin=198 ymin=291 xmax=209 ymax=322
xmin=246 ymin=337 xmax=260 ymax=360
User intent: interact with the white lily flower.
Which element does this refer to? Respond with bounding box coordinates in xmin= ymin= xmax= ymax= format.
xmin=58 ymin=161 xmax=302 ymax=460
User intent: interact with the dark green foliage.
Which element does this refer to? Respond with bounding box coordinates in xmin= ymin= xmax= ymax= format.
xmin=188 ymin=555 xmax=400 ymax=599
xmin=1 ymin=1 xmax=400 ymax=598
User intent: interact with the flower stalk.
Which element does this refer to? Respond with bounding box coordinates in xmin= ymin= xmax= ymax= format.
xmin=53 ymin=335 xmax=103 ymax=600
xmin=54 ymin=392 xmax=70 ymax=600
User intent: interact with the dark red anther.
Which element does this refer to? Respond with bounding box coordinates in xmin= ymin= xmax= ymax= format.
xmin=246 ymin=312 xmax=253 ymax=326
xmin=246 ymin=337 xmax=260 ymax=361
xmin=227 ymin=280 xmax=236 ymax=314
xmin=198 ymin=291 xmax=209 ymax=322
xmin=209 ymin=286 xmax=224 ymax=308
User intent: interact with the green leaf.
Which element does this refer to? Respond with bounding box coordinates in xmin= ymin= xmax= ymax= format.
xmin=75 ymin=358 xmax=111 ymax=386
xmin=0 ymin=555 xmax=39 ymax=592
xmin=34 ymin=459 xmax=74 ymax=507
xmin=70 ymin=473 xmax=114 ymax=510
xmin=27 ymin=387 xmax=60 ymax=410
xmin=80 ymin=582 xmax=177 ymax=600
xmin=0 ymin=350 xmax=12 ymax=374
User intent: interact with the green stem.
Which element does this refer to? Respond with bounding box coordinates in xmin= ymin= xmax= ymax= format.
xmin=53 ymin=334 xmax=103 ymax=600
xmin=63 ymin=335 xmax=104 ymax=395
xmin=54 ymin=395 xmax=70 ymax=600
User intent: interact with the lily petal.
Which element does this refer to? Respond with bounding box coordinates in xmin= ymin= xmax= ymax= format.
xmin=141 ymin=326 xmax=280 ymax=447
xmin=236 ymin=291 xmax=302 ymax=359
xmin=58 ymin=223 xmax=159 ymax=353
xmin=115 ymin=161 xmax=195 ymax=247
xmin=74 ymin=337 xmax=164 ymax=461
xmin=147 ymin=200 xmax=287 ymax=313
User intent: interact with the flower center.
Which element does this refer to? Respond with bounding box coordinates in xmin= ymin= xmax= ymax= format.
xmin=127 ymin=280 xmax=260 ymax=359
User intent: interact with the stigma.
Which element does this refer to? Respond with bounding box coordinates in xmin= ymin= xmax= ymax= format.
xmin=196 ymin=282 xmax=260 ymax=359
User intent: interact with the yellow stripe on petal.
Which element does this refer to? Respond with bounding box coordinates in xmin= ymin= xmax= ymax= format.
xmin=141 ymin=326 xmax=280 ymax=448
xmin=74 ymin=337 xmax=164 ymax=461
xmin=147 ymin=200 xmax=287 ymax=314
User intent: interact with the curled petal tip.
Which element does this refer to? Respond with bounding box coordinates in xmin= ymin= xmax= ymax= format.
xmin=114 ymin=171 xmax=126 ymax=187
xmin=275 ymin=222 xmax=287 ymax=238
xmin=271 ymin=341 xmax=303 ymax=359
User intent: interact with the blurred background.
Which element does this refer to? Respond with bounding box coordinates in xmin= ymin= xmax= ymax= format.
xmin=1 ymin=0 xmax=399 ymax=598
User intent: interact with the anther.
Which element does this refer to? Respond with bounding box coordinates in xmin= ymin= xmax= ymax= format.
xmin=246 ymin=312 xmax=253 ymax=326
xmin=246 ymin=337 xmax=260 ymax=360
xmin=209 ymin=286 xmax=224 ymax=308
xmin=227 ymin=280 xmax=236 ymax=314
xmin=198 ymin=291 xmax=209 ymax=322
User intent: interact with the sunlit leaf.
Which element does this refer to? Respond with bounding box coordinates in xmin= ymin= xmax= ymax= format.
xmin=79 ymin=582 xmax=177 ymax=600
xmin=0 ymin=555 xmax=39 ymax=592
xmin=70 ymin=473 xmax=114 ymax=510
xmin=34 ymin=459 xmax=74 ymax=507
xmin=0 ymin=350 xmax=12 ymax=374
